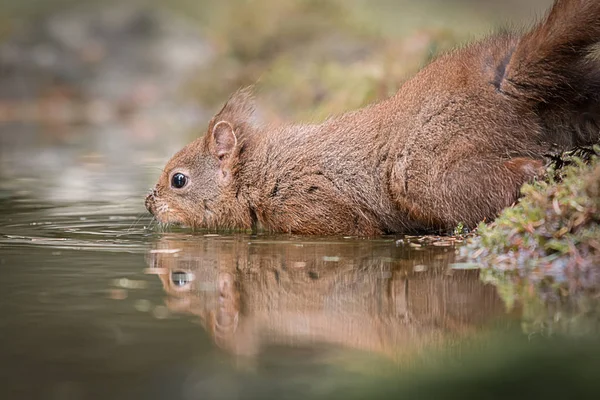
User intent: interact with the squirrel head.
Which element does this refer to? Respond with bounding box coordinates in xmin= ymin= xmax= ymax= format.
xmin=145 ymin=88 xmax=257 ymax=230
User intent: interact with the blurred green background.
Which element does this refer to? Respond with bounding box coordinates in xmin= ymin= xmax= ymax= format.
xmin=0 ymin=0 xmax=553 ymax=203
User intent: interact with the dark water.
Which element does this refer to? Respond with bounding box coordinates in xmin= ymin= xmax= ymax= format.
xmin=0 ymin=194 xmax=499 ymax=399
xmin=1 ymin=127 xmax=600 ymax=400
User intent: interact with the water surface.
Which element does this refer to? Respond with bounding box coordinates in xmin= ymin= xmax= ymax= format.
xmin=1 ymin=127 xmax=599 ymax=400
xmin=0 ymin=192 xmax=516 ymax=399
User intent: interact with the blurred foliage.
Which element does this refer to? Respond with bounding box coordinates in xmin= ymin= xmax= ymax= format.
xmin=344 ymin=334 xmax=600 ymax=400
xmin=0 ymin=0 xmax=553 ymax=122
xmin=177 ymin=0 xmax=460 ymax=120
xmin=160 ymin=0 xmax=554 ymax=122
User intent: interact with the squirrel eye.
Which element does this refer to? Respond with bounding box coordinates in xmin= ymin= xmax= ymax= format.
xmin=171 ymin=271 xmax=192 ymax=287
xmin=171 ymin=173 xmax=188 ymax=189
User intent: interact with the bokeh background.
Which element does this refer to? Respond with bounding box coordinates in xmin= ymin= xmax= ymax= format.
xmin=0 ymin=0 xmax=553 ymax=206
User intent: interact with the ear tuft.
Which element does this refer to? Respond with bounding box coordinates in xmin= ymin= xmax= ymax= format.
xmin=212 ymin=121 xmax=237 ymax=160
xmin=213 ymin=86 xmax=257 ymax=126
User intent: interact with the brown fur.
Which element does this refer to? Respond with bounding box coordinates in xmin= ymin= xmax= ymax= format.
xmin=146 ymin=0 xmax=600 ymax=235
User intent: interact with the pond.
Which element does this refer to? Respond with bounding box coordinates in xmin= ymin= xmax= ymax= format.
xmin=1 ymin=125 xmax=600 ymax=400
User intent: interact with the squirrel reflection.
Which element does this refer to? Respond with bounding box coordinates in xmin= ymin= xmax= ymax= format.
xmin=147 ymin=235 xmax=506 ymax=359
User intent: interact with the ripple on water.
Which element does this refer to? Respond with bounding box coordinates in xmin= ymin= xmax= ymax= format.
xmin=0 ymin=196 xmax=156 ymax=253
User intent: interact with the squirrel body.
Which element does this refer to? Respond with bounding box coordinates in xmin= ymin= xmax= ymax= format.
xmin=147 ymin=0 xmax=600 ymax=235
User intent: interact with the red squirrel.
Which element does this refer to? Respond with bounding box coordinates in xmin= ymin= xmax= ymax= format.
xmin=146 ymin=0 xmax=600 ymax=235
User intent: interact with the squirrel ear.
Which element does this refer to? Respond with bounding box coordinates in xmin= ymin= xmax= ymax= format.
xmin=211 ymin=121 xmax=237 ymax=160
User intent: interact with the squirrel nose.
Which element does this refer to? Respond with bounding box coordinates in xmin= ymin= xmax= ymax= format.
xmin=145 ymin=189 xmax=157 ymax=214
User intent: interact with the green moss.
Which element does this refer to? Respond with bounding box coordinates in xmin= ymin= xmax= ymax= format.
xmin=467 ymin=151 xmax=600 ymax=281
xmin=453 ymin=221 xmax=467 ymax=236
xmin=461 ymin=148 xmax=600 ymax=336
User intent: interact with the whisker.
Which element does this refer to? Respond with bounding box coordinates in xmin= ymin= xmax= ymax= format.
xmin=127 ymin=212 xmax=146 ymax=233
xmin=145 ymin=216 xmax=155 ymax=231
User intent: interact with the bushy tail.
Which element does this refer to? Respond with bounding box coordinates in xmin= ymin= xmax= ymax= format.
xmin=503 ymin=0 xmax=600 ymax=146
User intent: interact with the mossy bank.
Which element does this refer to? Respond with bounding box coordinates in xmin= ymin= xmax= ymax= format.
xmin=460 ymin=148 xmax=600 ymax=336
